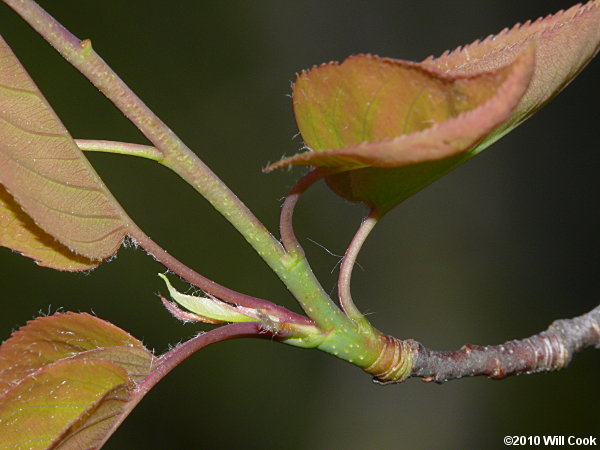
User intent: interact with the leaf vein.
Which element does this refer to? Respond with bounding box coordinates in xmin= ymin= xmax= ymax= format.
xmin=2 ymin=149 xmax=107 ymax=193
xmin=0 ymin=110 xmax=65 ymax=138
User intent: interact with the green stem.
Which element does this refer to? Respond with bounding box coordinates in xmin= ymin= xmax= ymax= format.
xmin=3 ymin=0 xmax=285 ymax=270
xmin=277 ymin=168 xmax=355 ymax=330
xmin=5 ymin=1 xmax=389 ymax=364
xmin=74 ymin=139 xmax=343 ymax=329
xmin=129 ymin=226 xmax=313 ymax=325
xmin=3 ymin=0 xmax=345 ymax=329
xmin=75 ymin=139 xmax=163 ymax=161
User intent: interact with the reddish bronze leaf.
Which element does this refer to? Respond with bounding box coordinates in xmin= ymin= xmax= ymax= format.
xmin=422 ymin=0 xmax=600 ymax=138
xmin=0 ymin=34 xmax=130 ymax=268
xmin=266 ymin=1 xmax=599 ymax=211
xmin=0 ymin=312 xmax=153 ymax=394
xmin=0 ymin=312 xmax=155 ymax=448
xmin=267 ymin=47 xmax=534 ymax=171
xmin=0 ymin=184 xmax=98 ymax=271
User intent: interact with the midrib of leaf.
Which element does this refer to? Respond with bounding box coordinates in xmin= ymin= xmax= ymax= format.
xmin=53 ymin=384 xmax=130 ymax=448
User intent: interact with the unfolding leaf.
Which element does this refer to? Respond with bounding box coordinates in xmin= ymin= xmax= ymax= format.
xmin=159 ymin=273 xmax=259 ymax=324
xmin=0 ymin=34 xmax=130 ymax=269
xmin=267 ymin=1 xmax=599 ymax=212
xmin=0 ymin=312 xmax=155 ymax=448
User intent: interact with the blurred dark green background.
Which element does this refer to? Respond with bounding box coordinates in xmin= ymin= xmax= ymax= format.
xmin=0 ymin=1 xmax=598 ymax=448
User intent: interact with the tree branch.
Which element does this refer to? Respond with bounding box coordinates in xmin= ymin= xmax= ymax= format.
xmin=366 ymin=304 xmax=600 ymax=384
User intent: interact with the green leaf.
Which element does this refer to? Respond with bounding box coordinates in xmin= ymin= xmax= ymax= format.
xmin=0 ymin=312 xmax=155 ymax=448
xmin=159 ymin=273 xmax=259 ymax=324
xmin=0 ymin=34 xmax=130 ymax=269
xmin=266 ymin=1 xmax=599 ymax=212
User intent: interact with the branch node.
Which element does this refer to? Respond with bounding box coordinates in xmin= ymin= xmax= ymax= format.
xmin=365 ymin=335 xmax=418 ymax=384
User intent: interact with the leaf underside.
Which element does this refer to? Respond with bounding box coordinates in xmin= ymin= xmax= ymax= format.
xmin=0 ymin=34 xmax=130 ymax=270
xmin=0 ymin=312 xmax=155 ymax=449
xmin=0 ymin=184 xmax=97 ymax=271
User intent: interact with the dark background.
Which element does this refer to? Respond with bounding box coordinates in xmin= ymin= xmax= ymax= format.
xmin=0 ymin=1 xmax=598 ymax=448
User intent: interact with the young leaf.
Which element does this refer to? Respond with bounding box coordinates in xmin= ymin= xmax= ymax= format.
xmin=269 ymin=47 xmax=534 ymax=171
xmin=0 ymin=34 xmax=130 ymax=269
xmin=159 ymin=273 xmax=259 ymax=324
xmin=267 ymin=47 xmax=534 ymax=212
xmin=266 ymin=1 xmax=599 ymax=212
xmin=0 ymin=312 xmax=155 ymax=448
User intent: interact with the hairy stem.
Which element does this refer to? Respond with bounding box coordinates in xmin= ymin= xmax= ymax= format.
xmin=276 ymin=168 xmax=356 ymax=330
xmin=338 ymin=210 xmax=380 ymax=322
xmin=139 ymin=322 xmax=273 ymax=395
xmin=4 ymin=0 xmax=343 ymax=331
xmin=279 ymin=169 xmax=324 ymax=254
xmin=99 ymin=322 xmax=269 ymax=447
xmin=78 ymin=136 xmax=350 ymax=330
xmin=3 ymin=0 xmax=285 ymax=273
xmin=76 ymin=139 xmax=344 ymax=329
xmin=366 ymin=304 xmax=600 ymax=384
xmin=76 ymin=138 xmax=310 ymax=324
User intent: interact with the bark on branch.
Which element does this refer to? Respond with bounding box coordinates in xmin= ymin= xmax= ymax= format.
xmin=369 ymin=304 xmax=600 ymax=384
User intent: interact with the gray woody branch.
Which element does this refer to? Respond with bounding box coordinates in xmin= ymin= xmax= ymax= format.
xmin=371 ymin=304 xmax=600 ymax=384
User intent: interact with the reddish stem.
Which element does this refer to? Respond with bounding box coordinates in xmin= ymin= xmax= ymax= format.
xmin=279 ymin=169 xmax=324 ymax=254
xmin=337 ymin=210 xmax=380 ymax=321
xmin=137 ymin=322 xmax=272 ymax=395
xmin=99 ymin=322 xmax=272 ymax=447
